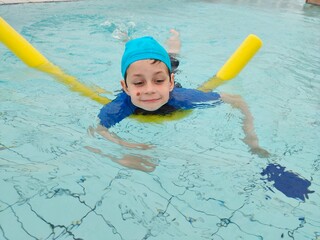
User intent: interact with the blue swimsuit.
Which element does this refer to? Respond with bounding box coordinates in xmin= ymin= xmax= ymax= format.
xmin=98 ymin=87 xmax=222 ymax=128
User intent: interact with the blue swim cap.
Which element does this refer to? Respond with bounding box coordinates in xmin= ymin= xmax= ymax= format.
xmin=121 ymin=36 xmax=171 ymax=78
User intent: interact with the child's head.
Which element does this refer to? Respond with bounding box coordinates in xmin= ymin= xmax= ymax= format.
xmin=120 ymin=36 xmax=175 ymax=111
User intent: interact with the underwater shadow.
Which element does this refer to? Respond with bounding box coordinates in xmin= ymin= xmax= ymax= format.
xmin=261 ymin=163 xmax=315 ymax=201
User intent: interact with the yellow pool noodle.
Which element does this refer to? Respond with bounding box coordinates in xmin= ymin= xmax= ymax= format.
xmin=0 ymin=17 xmax=49 ymax=67
xmin=130 ymin=109 xmax=193 ymax=124
xmin=36 ymin=62 xmax=111 ymax=105
xmin=198 ymin=34 xmax=263 ymax=92
xmin=0 ymin=17 xmax=110 ymax=105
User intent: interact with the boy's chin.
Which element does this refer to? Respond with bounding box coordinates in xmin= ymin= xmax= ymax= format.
xmin=139 ymin=106 xmax=162 ymax=112
xmin=137 ymin=103 xmax=165 ymax=112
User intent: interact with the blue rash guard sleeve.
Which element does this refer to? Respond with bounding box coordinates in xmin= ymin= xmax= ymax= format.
xmin=168 ymin=88 xmax=222 ymax=109
xmin=98 ymin=91 xmax=136 ymax=128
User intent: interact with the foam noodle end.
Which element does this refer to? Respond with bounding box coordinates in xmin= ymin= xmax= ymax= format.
xmin=216 ymin=34 xmax=263 ymax=81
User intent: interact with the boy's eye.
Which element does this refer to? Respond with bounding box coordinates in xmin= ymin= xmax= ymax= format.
xmin=133 ymin=81 xmax=144 ymax=86
xmin=155 ymin=79 xmax=165 ymax=84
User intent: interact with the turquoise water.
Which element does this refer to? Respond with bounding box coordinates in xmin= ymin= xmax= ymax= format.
xmin=1 ymin=0 xmax=320 ymax=239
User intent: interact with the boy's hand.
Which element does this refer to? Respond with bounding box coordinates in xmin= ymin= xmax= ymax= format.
xmin=89 ymin=125 xmax=154 ymax=150
xmin=117 ymin=154 xmax=157 ymax=172
xmin=84 ymin=146 xmax=156 ymax=172
xmin=250 ymin=147 xmax=271 ymax=158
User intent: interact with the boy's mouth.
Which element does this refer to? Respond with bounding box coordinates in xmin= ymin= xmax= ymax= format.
xmin=141 ymin=98 xmax=161 ymax=103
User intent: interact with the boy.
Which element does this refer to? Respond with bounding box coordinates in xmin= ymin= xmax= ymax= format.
xmin=95 ymin=30 xmax=269 ymax=158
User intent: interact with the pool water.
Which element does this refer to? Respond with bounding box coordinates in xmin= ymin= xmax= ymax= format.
xmin=1 ymin=0 xmax=320 ymax=239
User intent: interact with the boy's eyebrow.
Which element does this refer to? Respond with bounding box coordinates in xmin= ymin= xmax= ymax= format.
xmin=153 ymin=71 xmax=166 ymax=75
xmin=130 ymin=73 xmax=145 ymax=79
xmin=131 ymin=71 xmax=166 ymax=78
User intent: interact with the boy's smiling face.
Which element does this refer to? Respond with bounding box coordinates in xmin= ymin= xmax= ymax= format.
xmin=121 ymin=59 xmax=174 ymax=111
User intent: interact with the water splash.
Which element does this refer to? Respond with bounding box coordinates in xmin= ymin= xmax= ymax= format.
xmin=101 ymin=20 xmax=136 ymax=42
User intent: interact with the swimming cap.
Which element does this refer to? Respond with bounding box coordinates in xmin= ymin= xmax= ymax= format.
xmin=121 ymin=36 xmax=171 ymax=78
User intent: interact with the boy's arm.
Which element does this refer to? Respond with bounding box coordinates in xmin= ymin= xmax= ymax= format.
xmin=91 ymin=124 xmax=152 ymax=150
xmin=84 ymin=146 xmax=156 ymax=172
xmin=94 ymin=92 xmax=153 ymax=149
xmin=220 ymin=93 xmax=270 ymax=158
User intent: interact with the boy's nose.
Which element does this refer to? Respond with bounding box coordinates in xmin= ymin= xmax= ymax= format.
xmin=144 ymin=82 xmax=155 ymax=94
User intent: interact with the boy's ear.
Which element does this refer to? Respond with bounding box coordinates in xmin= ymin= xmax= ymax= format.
xmin=121 ymin=80 xmax=130 ymax=95
xmin=169 ymin=73 xmax=175 ymax=91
